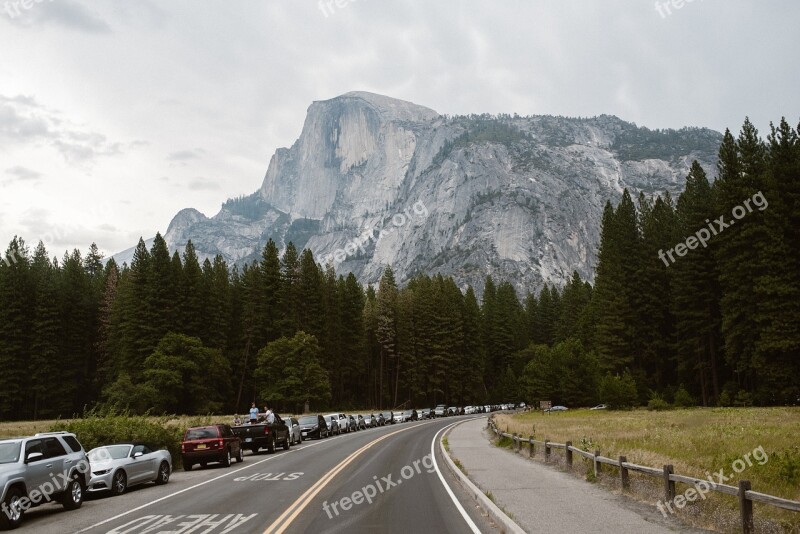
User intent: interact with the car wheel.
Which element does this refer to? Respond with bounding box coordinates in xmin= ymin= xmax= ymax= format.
xmin=221 ymin=449 xmax=231 ymax=467
xmin=184 ymin=462 xmax=193 ymax=472
xmin=200 ymin=462 xmax=207 ymax=469
xmin=236 ymin=447 xmax=244 ymax=463
xmin=267 ymin=435 xmax=276 ymax=453
xmin=0 ymin=487 xmax=24 ymax=529
xmin=283 ymin=436 xmax=290 ymax=450
xmin=110 ymin=470 xmax=127 ymax=496
xmin=61 ymin=474 xmax=84 ymax=511
xmin=155 ymin=462 xmax=170 ymax=485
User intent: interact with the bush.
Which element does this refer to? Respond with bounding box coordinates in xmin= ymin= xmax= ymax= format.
xmin=598 ymin=370 xmax=638 ymax=409
xmin=673 ymin=385 xmax=695 ymax=408
xmin=718 ymin=390 xmax=732 ymax=407
xmin=49 ymin=407 xmax=216 ymax=467
xmin=647 ymin=393 xmax=671 ymax=411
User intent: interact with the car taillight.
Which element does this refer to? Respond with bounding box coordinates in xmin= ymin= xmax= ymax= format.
xmin=181 ymin=443 xmax=186 ymax=453
xmin=218 ymin=439 xmax=223 ymax=448
xmin=264 ymin=427 xmax=270 ymax=434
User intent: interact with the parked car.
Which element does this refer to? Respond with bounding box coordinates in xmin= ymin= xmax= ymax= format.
xmin=87 ymin=443 xmax=171 ymax=496
xmin=434 ymin=405 xmax=447 ymax=417
xmin=402 ymin=409 xmax=418 ymax=422
xmin=419 ymin=408 xmax=432 ymax=420
xmin=447 ymin=407 xmax=458 ymax=416
xmin=337 ymin=414 xmax=350 ymax=433
xmin=0 ymin=432 xmax=89 ymax=530
xmin=298 ymin=415 xmax=329 ymax=440
xmin=346 ymin=415 xmax=358 ymax=432
xmin=181 ymin=425 xmax=243 ymax=471
xmin=324 ymin=415 xmax=341 ymax=435
xmin=284 ymin=417 xmax=303 ymax=444
xmin=232 ymin=416 xmax=291 ymax=454
xmin=362 ymin=414 xmax=378 ymax=428
xmin=355 ymin=415 xmax=367 ymax=430
xmin=392 ymin=411 xmax=404 ymax=424
xmin=544 ymin=405 xmax=568 ymax=413
xmin=375 ymin=413 xmax=386 ymax=426
xmin=380 ymin=411 xmax=395 ymax=424
xmin=590 ymin=404 xmax=607 ymax=411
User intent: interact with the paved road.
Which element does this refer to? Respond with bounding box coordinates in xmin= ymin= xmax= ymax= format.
xmin=17 ymin=417 xmax=497 ymax=534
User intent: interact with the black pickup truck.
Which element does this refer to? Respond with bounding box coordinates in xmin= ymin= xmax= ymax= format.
xmin=232 ymin=416 xmax=291 ymax=454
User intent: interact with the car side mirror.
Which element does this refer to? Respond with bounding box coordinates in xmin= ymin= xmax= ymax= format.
xmin=26 ymin=452 xmax=43 ymax=463
xmin=133 ymin=452 xmax=143 ymax=459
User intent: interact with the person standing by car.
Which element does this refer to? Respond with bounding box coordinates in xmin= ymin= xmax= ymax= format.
xmin=264 ymin=405 xmax=275 ymax=424
xmin=249 ymin=402 xmax=259 ymax=424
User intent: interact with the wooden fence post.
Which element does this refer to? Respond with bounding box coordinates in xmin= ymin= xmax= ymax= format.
xmin=619 ymin=456 xmax=629 ymax=490
xmin=739 ymin=480 xmax=754 ymax=534
xmin=545 ymin=440 xmax=551 ymax=461
xmin=663 ymin=465 xmax=675 ymax=502
xmin=512 ymin=433 xmax=517 ymax=451
xmin=593 ymin=450 xmax=601 ymax=477
xmin=528 ymin=436 xmax=534 ymax=457
xmin=565 ymin=441 xmax=573 ymax=467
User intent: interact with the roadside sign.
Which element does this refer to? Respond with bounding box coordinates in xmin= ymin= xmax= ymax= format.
xmin=540 ymin=400 xmax=551 ymax=411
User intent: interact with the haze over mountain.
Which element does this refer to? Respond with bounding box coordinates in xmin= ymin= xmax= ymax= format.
xmin=115 ymin=91 xmax=722 ymax=294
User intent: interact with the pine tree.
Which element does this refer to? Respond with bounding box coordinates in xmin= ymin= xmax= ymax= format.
xmin=376 ymin=267 xmax=398 ymax=407
xmin=672 ymin=163 xmax=722 ymax=404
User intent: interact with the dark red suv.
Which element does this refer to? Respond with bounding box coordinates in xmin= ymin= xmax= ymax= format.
xmin=181 ymin=425 xmax=243 ymax=471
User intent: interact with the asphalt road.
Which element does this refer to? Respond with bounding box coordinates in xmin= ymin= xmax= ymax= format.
xmin=16 ymin=416 xmax=497 ymax=534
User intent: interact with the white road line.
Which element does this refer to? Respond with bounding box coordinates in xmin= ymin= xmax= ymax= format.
xmin=431 ymin=419 xmax=482 ymax=534
xmin=75 ymin=438 xmax=333 ymax=533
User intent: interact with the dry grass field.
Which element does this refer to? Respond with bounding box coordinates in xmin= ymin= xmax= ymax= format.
xmin=494 ymin=407 xmax=800 ymax=532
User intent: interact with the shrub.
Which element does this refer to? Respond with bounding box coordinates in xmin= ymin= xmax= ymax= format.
xmin=49 ymin=407 xmax=216 ymax=467
xmin=598 ymin=370 xmax=638 ymax=409
xmin=673 ymin=385 xmax=695 ymax=408
xmin=647 ymin=393 xmax=671 ymax=411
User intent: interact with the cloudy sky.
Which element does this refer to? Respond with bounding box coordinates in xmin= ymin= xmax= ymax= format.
xmin=1 ymin=0 xmax=798 ymax=258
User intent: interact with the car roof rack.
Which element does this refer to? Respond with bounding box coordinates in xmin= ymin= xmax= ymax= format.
xmin=34 ymin=431 xmax=70 ymax=436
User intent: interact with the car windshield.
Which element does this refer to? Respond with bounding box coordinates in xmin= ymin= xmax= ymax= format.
xmin=185 ymin=427 xmax=218 ymax=440
xmin=0 ymin=442 xmax=21 ymax=464
xmin=89 ymin=445 xmax=131 ymax=462
xmin=403 ymin=410 xmax=412 ymax=415
xmin=299 ymin=416 xmax=317 ymax=425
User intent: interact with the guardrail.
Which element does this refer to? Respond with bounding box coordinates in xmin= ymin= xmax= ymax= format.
xmin=487 ymin=417 xmax=799 ymax=534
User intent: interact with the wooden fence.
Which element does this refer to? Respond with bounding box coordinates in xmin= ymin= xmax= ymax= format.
xmin=487 ymin=417 xmax=799 ymax=534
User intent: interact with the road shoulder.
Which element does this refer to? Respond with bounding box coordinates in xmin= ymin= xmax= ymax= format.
xmin=446 ymin=417 xmax=701 ymax=534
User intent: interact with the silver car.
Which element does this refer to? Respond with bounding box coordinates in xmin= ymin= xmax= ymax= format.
xmin=87 ymin=444 xmax=171 ymax=496
xmin=284 ymin=417 xmax=303 ymax=445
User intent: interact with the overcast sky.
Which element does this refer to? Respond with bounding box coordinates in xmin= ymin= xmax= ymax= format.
xmin=1 ymin=0 xmax=798 ymax=258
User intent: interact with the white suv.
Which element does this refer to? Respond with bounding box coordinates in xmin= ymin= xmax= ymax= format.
xmin=0 ymin=432 xmax=89 ymax=529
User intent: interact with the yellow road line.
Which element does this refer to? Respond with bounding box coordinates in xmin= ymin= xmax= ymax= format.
xmin=263 ymin=424 xmax=418 ymax=534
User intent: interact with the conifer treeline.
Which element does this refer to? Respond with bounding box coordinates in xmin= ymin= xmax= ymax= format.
xmin=0 ymin=117 xmax=797 ymax=419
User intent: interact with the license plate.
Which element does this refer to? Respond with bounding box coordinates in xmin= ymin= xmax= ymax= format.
xmin=245 ymin=438 xmax=252 ymax=442
xmin=196 ymin=444 xmax=207 ymax=450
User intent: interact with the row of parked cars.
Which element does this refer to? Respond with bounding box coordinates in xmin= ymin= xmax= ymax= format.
xmin=0 ymin=431 xmax=173 ymax=530
xmin=0 ymin=403 xmax=525 ymax=529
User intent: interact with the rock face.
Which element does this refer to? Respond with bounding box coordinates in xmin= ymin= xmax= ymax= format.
xmin=116 ymin=91 xmax=722 ymax=295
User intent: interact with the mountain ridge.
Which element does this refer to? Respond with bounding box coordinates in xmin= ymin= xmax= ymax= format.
xmin=114 ymin=92 xmax=722 ymax=295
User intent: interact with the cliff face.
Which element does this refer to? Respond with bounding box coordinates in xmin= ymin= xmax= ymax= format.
xmin=117 ymin=91 xmax=722 ymax=295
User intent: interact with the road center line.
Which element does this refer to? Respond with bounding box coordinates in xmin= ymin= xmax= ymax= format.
xmin=263 ymin=422 xmax=429 ymax=534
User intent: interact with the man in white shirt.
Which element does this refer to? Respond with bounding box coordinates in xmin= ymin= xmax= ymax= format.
xmin=264 ymin=405 xmax=275 ymax=424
